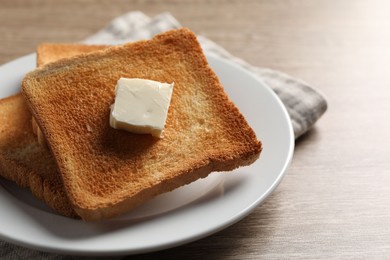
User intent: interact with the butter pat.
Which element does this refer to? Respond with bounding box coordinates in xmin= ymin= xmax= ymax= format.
xmin=110 ymin=78 xmax=174 ymax=138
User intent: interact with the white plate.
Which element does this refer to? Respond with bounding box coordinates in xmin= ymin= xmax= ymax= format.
xmin=0 ymin=53 xmax=294 ymax=256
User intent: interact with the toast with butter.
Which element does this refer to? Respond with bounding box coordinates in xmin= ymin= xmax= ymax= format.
xmin=22 ymin=28 xmax=262 ymax=221
xmin=0 ymin=44 xmax=108 ymax=217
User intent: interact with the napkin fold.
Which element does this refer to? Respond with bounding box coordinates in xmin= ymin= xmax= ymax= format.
xmin=84 ymin=11 xmax=327 ymax=139
xmin=0 ymin=11 xmax=328 ymax=259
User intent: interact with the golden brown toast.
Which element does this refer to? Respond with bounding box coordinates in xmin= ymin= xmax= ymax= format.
xmin=0 ymin=44 xmax=108 ymax=217
xmin=0 ymin=94 xmax=77 ymax=217
xmin=22 ymin=28 xmax=262 ymax=221
xmin=36 ymin=43 xmax=109 ymax=67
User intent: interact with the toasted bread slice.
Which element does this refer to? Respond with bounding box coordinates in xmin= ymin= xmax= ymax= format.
xmin=36 ymin=43 xmax=109 ymax=67
xmin=0 ymin=44 xmax=108 ymax=217
xmin=0 ymin=94 xmax=77 ymax=217
xmin=22 ymin=28 xmax=262 ymax=221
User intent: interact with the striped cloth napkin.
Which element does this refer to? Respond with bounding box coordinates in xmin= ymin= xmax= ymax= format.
xmin=84 ymin=11 xmax=328 ymax=139
xmin=0 ymin=11 xmax=328 ymax=260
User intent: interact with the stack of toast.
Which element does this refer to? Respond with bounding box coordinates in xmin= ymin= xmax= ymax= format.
xmin=0 ymin=28 xmax=262 ymax=221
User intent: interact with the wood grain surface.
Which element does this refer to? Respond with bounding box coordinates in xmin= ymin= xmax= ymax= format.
xmin=1 ymin=0 xmax=390 ymax=259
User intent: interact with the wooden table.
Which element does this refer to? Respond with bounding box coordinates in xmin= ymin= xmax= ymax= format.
xmin=1 ymin=0 xmax=390 ymax=258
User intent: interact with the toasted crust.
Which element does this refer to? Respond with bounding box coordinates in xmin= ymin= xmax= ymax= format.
xmin=0 ymin=44 xmax=109 ymax=218
xmin=22 ymin=28 xmax=262 ymax=221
